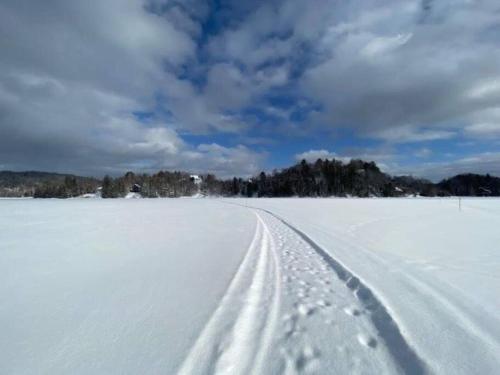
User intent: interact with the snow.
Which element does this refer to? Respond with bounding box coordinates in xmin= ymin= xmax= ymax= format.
xmin=80 ymin=193 xmax=98 ymax=198
xmin=0 ymin=199 xmax=256 ymax=374
xmin=190 ymin=175 xmax=202 ymax=185
xmin=190 ymin=192 xmax=205 ymax=198
xmin=1 ymin=197 xmax=499 ymax=374
xmin=125 ymin=192 xmax=142 ymax=199
xmin=239 ymin=197 xmax=500 ymax=374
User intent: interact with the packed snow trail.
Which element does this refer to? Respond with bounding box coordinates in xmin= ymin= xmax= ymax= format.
xmin=177 ymin=212 xmax=280 ymax=375
xmin=178 ymin=207 xmax=428 ymax=374
xmin=244 ymin=198 xmax=500 ymax=375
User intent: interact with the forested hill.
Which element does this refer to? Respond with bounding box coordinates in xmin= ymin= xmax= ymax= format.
xmin=213 ymin=159 xmax=436 ymax=198
xmin=437 ymin=173 xmax=500 ymax=196
xmin=0 ymin=171 xmax=99 ymax=197
xmin=1 ymin=159 xmax=500 ymax=198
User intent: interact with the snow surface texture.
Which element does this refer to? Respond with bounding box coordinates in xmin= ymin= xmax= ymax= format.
xmin=0 ymin=199 xmax=256 ymax=374
xmin=1 ymin=198 xmax=499 ymax=374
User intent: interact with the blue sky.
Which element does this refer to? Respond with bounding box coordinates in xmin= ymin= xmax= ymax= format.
xmin=1 ymin=0 xmax=500 ymax=181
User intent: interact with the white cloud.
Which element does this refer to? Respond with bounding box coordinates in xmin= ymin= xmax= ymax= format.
xmin=464 ymin=123 xmax=500 ymax=138
xmin=295 ymin=149 xmax=340 ymax=162
xmin=369 ymin=125 xmax=456 ymax=143
xmin=361 ymin=33 xmax=413 ymax=58
xmin=295 ymin=148 xmax=394 ymax=167
xmin=467 ymin=79 xmax=500 ymax=100
xmin=187 ymin=144 xmax=266 ymax=178
xmin=0 ymin=0 xmax=270 ymax=176
xmin=300 ymin=0 xmax=500 ymax=142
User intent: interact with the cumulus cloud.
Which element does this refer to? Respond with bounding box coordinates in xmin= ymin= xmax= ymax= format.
xmin=464 ymin=108 xmax=500 ymax=138
xmin=295 ymin=149 xmax=339 ymax=162
xmin=186 ymin=144 xmax=266 ymax=178
xmin=200 ymin=0 xmax=500 ymax=142
xmin=301 ymin=0 xmax=500 ymax=139
xmin=0 ymin=0 xmax=265 ymax=176
xmin=0 ymin=70 xmax=265 ymax=176
xmin=368 ymin=125 xmax=456 ymax=143
xmin=295 ymin=148 xmax=395 ymax=168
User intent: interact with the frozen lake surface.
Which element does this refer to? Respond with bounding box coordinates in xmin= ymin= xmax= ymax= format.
xmin=1 ymin=198 xmax=499 ymax=374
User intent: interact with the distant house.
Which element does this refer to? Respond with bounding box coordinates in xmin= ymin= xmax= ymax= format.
xmin=190 ymin=175 xmax=202 ymax=185
xmin=130 ymin=183 xmax=141 ymax=193
xmin=393 ymin=186 xmax=406 ymax=197
xmin=478 ymin=186 xmax=491 ymax=196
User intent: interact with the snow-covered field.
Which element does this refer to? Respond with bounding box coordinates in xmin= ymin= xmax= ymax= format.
xmin=1 ymin=198 xmax=499 ymax=374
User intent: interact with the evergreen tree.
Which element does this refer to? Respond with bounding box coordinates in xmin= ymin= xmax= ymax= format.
xmin=101 ymin=175 xmax=114 ymax=198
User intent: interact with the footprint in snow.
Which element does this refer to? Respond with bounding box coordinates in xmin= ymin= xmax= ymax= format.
xmin=316 ymin=299 xmax=331 ymax=308
xmin=344 ymin=306 xmax=361 ymax=317
xmin=357 ymin=333 xmax=378 ymax=349
xmin=282 ymin=345 xmax=321 ymax=373
xmin=283 ymin=315 xmax=300 ymax=338
xmin=297 ymin=303 xmax=316 ymax=316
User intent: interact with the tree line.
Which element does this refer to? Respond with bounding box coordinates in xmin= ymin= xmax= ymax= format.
xmin=2 ymin=159 xmax=499 ymax=198
xmin=100 ymin=171 xmax=198 ymax=198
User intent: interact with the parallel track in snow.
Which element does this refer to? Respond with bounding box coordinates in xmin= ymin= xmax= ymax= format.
xmin=178 ymin=203 xmax=429 ymax=374
xmin=177 ymin=212 xmax=281 ymax=375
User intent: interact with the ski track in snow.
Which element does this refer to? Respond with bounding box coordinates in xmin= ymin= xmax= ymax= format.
xmin=178 ymin=205 xmax=429 ymax=375
xmin=177 ymin=212 xmax=281 ymax=375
